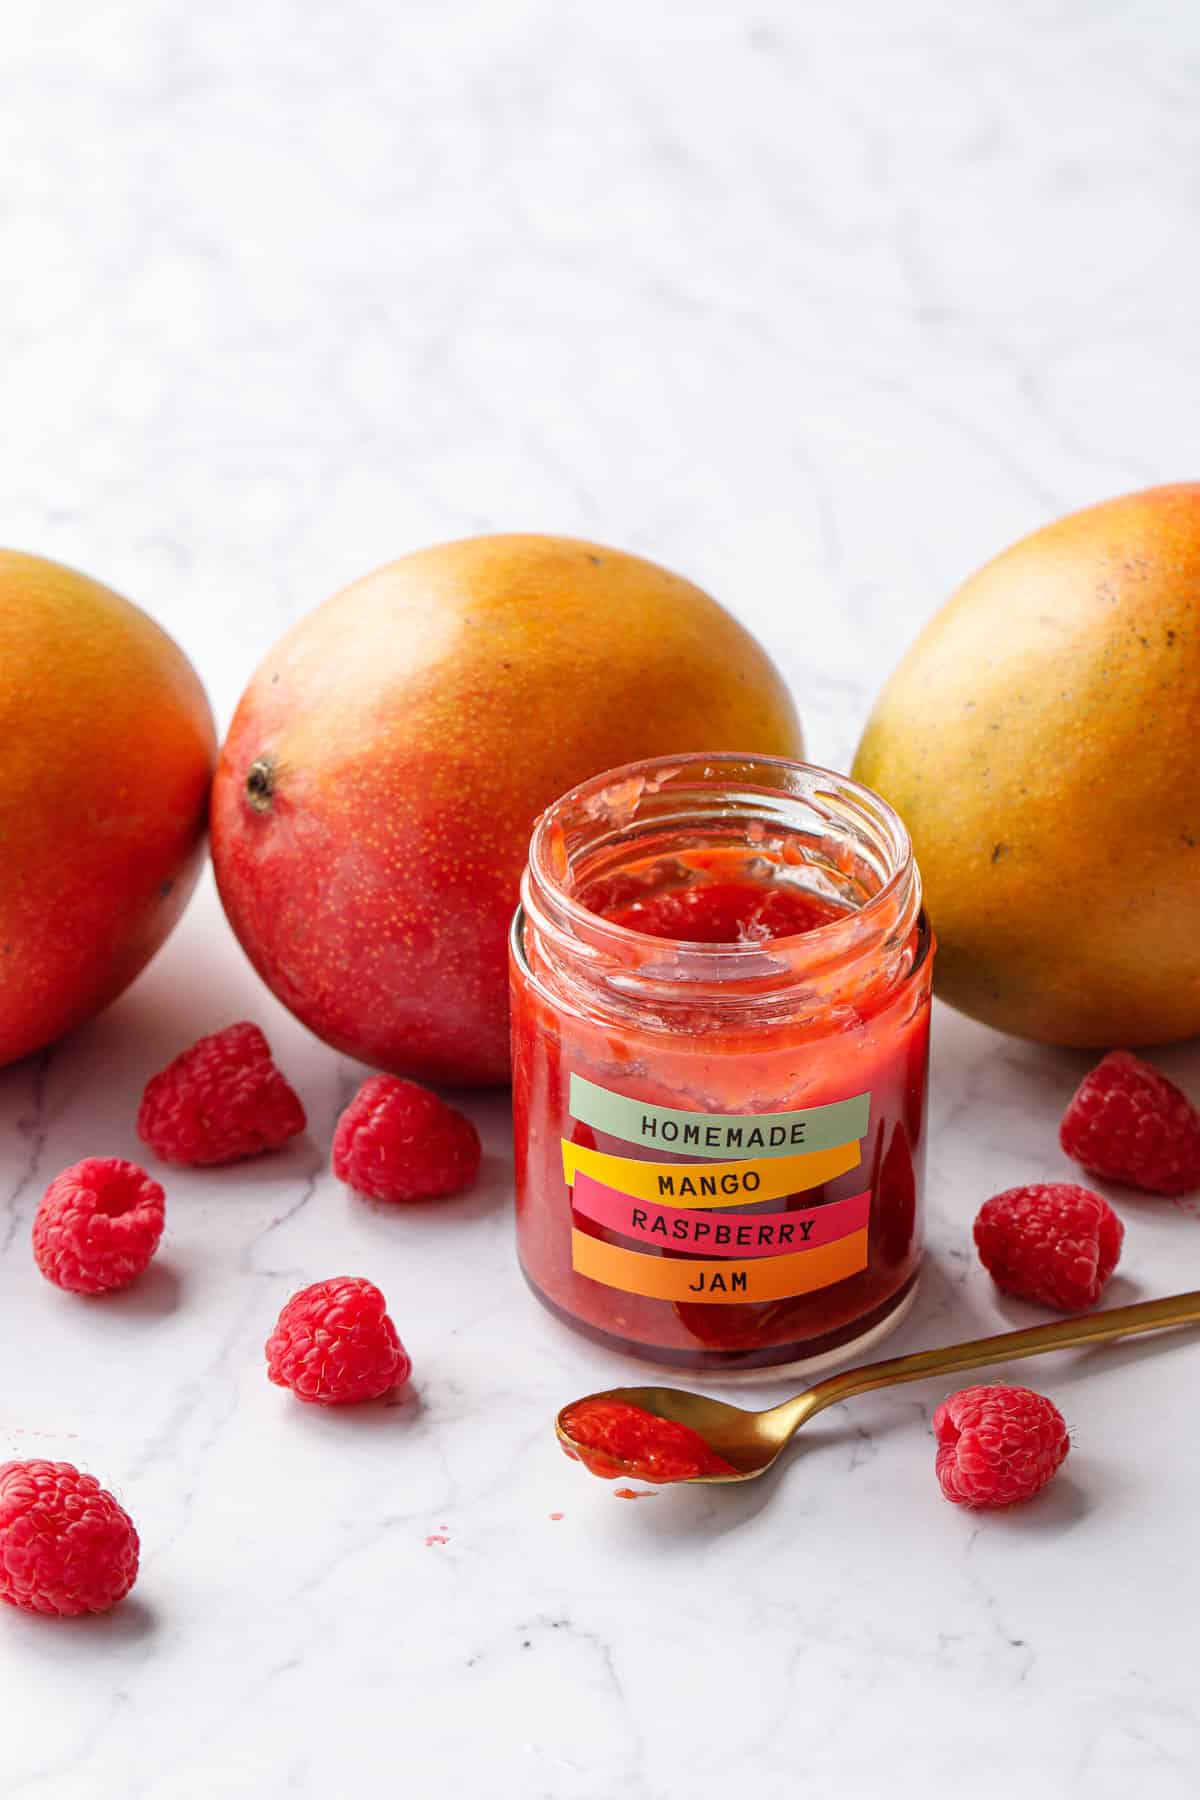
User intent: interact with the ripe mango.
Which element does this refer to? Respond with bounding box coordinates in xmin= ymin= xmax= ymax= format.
xmin=212 ymin=534 xmax=803 ymax=1085
xmin=853 ymin=484 xmax=1200 ymax=1047
xmin=0 ymin=551 xmax=215 ymax=1066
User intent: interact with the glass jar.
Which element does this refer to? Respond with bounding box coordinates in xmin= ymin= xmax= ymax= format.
xmin=509 ymin=753 xmax=934 ymax=1374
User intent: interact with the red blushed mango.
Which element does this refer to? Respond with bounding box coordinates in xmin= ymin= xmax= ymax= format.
xmin=854 ymin=483 xmax=1200 ymax=1046
xmin=0 ymin=552 xmax=216 ymax=1067
xmin=210 ymin=534 xmax=803 ymax=1086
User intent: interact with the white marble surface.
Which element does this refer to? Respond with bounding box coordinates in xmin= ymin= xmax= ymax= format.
xmin=3 ymin=2 xmax=1200 ymax=1794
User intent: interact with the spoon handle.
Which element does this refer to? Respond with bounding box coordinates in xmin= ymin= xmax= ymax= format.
xmin=788 ymin=1287 xmax=1200 ymax=1427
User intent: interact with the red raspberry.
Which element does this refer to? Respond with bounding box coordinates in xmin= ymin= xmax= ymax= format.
xmin=973 ymin=1181 xmax=1123 ymax=1311
xmin=0 ymin=1461 xmax=139 ymax=1616
xmin=1060 ymin=1050 xmax=1200 ymax=1196
xmin=138 ymin=1022 xmax=305 ymax=1166
xmin=332 ymin=1075 xmax=480 ymax=1203
xmin=933 ymin=1385 xmax=1069 ymax=1510
xmin=265 ymin=1276 xmax=411 ymax=1405
xmin=33 ymin=1158 xmax=165 ymax=1295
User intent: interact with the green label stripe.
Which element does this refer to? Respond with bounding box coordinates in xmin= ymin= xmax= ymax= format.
xmin=568 ymin=1074 xmax=870 ymax=1160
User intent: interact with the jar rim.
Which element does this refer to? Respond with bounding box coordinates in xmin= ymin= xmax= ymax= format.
xmin=524 ymin=750 xmax=917 ymax=982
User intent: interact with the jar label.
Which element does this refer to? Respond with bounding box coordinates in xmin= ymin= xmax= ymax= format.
xmin=569 ymin=1074 xmax=869 ymax=1158
xmin=565 ymin=1075 xmax=872 ymax=1304
xmin=572 ymin=1173 xmax=870 ymax=1258
xmin=570 ymin=1229 xmax=868 ymax=1302
xmin=561 ymin=1139 xmax=861 ymax=1205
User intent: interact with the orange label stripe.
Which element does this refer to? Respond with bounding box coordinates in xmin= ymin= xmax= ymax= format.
xmin=570 ymin=1228 xmax=869 ymax=1304
xmin=561 ymin=1138 xmax=860 ymax=1209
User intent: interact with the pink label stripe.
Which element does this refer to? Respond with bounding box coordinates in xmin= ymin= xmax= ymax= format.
xmin=571 ymin=1171 xmax=871 ymax=1259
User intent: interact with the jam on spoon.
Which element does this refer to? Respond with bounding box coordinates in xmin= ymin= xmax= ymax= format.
xmin=557 ymin=1396 xmax=738 ymax=1484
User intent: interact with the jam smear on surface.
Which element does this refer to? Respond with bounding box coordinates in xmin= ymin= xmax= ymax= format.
xmin=559 ymin=1398 xmax=738 ymax=1483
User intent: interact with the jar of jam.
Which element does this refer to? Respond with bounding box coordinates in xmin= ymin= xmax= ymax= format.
xmin=510 ymin=753 xmax=934 ymax=1374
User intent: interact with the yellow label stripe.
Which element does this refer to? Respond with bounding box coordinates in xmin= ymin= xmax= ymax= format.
xmin=570 ymin=1229 xmax=869 ymax=1303
xmin=561 ymin=1138 xmax=860 ymax=1208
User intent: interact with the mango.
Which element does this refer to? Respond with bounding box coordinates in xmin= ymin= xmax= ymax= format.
xmin=0 ymin=551 xmax=215 ymax=1067
xmin=211 ymin=534 xmax=803 ymax=1085
xmin=852 ymin=484 xmax=1200 ymax=1047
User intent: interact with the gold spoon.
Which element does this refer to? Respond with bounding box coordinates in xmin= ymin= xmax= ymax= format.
xmin=557 ymin=1288 xmax=1200 ymax=1484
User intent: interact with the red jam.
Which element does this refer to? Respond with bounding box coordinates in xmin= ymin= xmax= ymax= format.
xmin=510 ymin=755 xmax=934 ymax=1372
xmin=594 ymin=871 xmax=846 ymax=944
xmin=559 ymin=1398 xmax=738 ymax=1483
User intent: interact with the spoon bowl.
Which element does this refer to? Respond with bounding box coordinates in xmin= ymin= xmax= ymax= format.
xmin=556 ymin=1385 xmax=781 ymax=1478
xmin=557 ymin=1288 xmax=1200 ymax=1486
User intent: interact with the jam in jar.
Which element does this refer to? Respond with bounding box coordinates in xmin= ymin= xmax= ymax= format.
xmin=510 ymin=754 xmax=933 ymax=1373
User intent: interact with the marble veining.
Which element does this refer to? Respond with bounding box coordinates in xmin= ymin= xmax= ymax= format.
xmin=3 ymin=1 xmax=1200 ymax=1794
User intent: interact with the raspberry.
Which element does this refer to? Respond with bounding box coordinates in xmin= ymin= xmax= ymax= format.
xmin=973 ymin=1181 xmax=1123 ymax=1311
xmin=332 ymin=1075 xmax=480 ymax=1203
xmin=33 ymin=1158 xmax=165 ymax=1295
xmin=0 ymin=1461 xmax=139 ymax=1616
xmin=933 ymin=1385 xmax=1069 ymax=1509
xmin=265 ymin=1276 xmax=411 ymax=1405
xmin=138 ymin=1022 xmax=306 ymax=1166
xmin=1060 ymin=1050 xmax=1200 ymax=1196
